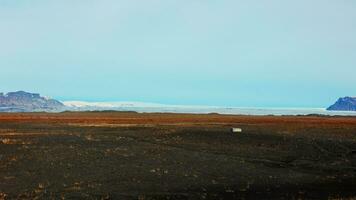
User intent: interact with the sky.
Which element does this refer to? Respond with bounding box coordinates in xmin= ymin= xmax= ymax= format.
xmin=0 ymin=0 xmax=356 ymax=108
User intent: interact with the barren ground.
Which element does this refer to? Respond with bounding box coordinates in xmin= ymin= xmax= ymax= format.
xmin=0 ymin=112 xmax=356 ymax=199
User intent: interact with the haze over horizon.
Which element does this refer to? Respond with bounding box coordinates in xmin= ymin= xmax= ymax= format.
xmin=1 ymin=0 xmax=356 ymax=108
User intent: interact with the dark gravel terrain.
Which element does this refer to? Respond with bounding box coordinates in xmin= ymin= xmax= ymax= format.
xmin=0 ymin=112 xmax=356 ymax=199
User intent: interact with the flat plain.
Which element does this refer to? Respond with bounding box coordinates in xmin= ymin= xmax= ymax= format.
xmin=0 ymin=112 xmax=356 ymax=199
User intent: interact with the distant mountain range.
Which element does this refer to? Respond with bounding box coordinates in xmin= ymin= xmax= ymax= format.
xmin=1 ymin=91 xmax=356 ymax=114
xmin=327 ymin=97 xmax=356 ymax=111
xmin=63 ymin=101 xmax=165 ymax=109
xmin=0 ymin=91 xmax=170 ymax=112
xmin=0 ymin=91 xmax=65 ymax=112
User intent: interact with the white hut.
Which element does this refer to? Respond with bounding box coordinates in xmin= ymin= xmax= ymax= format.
xmin=231 ymin=128 xmax=242 ymax=133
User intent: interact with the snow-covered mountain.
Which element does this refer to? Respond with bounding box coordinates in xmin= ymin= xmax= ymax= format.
xmin=63 ymin=101 xmax=168 ymax=111
xmin=62 ymin=101 xmax=219 ymax=113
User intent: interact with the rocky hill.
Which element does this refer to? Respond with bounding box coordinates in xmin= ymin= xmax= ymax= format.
xmin=0 ymin=91 xmax=65 ymax=112
xmin=327 ymin=97 xmax=356 ymax=111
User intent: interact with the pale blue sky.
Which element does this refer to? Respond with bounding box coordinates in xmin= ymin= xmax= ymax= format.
xmin=1 ymin=0 xmax=355 ymax=107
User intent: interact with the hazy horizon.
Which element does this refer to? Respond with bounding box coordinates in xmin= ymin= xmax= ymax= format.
xmin=1 ymin=1 xmax=356 ymax=108
xmin=0 ymin=90 xmax=347 ymax=109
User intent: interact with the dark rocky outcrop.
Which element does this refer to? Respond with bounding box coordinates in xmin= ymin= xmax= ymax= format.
xmin=0 ymin=91 xmax=65 ymax=112
xmin=327 ymin=97 xmax=356 ymax=111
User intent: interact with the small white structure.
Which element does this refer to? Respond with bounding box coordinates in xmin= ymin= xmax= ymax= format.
xmin=231 ymin=128 xmax=242 ymax=133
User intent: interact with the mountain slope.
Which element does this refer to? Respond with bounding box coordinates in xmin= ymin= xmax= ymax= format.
xmin=327 ymin=97 xmax=356 ymax=111
xmin=0 ymin=91 xmax=65 ymax=112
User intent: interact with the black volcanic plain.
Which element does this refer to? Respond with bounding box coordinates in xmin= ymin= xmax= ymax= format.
xmin=0 ymin=112 xmax=355 ymax=199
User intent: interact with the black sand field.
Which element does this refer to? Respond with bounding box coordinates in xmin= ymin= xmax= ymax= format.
xmin=0 ymin=112 xmax=356 ymax=199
